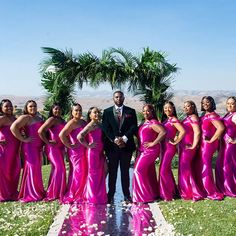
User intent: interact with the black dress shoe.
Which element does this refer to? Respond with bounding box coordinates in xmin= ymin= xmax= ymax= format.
xmin=124 ymin=196 xmax=132 ymax=203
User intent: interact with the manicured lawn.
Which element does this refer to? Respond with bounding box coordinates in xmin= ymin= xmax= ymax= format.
xmin=159 ymin=197 xmax=236 ymax=236
xmin=158 ymin=167 xmax=236 ymax=236
xmin=1 ymin=160 xmax=235 ymax=236
xmin=0 ymin=165 xmax=60 ymax=236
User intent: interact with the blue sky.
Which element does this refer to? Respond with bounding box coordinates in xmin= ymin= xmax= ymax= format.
xmin=0 ymin=0 xmax=235 ymax=96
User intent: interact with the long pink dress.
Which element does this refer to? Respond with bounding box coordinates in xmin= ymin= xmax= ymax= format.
xmin=0 ymin=125 xmax=20 ymax=201
xmin=44 ymin=123 xmax=66 ymax=201
xmin=159 ymin=117 xmax=179 ymax=201
xmin=18 ymin=122 xmax=45 ymax=202
xmin=196 ymin=112 xmax=224 ymax=200
xmin=216 ymin=112 xmax=236 ymax=197
xmin=83 ymin=127 xmax=107 ymax=204
xmin=178 ymin=116 xmax=204 ymax=201
xmin=132 ymin=119 xmax=160 ymax=203
xmin=63 ymin=126 xmax=87 ymax=204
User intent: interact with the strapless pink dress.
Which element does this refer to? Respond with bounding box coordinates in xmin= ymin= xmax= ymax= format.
xmin=45 ymin=123 xmax=66 ymax=201
xmin=83 ymin=127 xmax=107 ymax=204
xmin=216 ymin=112 xmax=236 ymax=197
xmin=159 ymin=117 xmax=179 ymax=201
xmin=18 ymin=122 xmax=45 ymax=202
xmin=63 ymin=126 xmax=87 ymax=204
xmin=0 ymin=125 xmax=20 ymax=201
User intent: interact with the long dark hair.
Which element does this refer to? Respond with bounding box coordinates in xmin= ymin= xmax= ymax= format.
xmin=48 ymin=103 xmax=61 ymax=118
xmin=23 ymin=100 xmax=37 ymax=115
xmin=87 ymin=106 xmax=101 ymax=122
xmin=224 ymin=96 xmax=236 ymax=117
xmin=200 ymin=96 xmax=216 ymax=112
xmin=161 ymin=101 xmax=178 ymax=122
xmin=184 ymin=100 xmax=199 ymax=117
xmin=143 ymin=104 xmax=158 ymax=120
xmin=69 ymin=103 xmax=82 ymax=120
xmin=0 ymin=99 xmax=13 ymax=114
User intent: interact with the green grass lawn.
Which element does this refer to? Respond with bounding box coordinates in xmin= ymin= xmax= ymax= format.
xmin=0 ymin=165 xmax=60 ymax=236
xmin=1 ymin=160 xmax=235 ymax=235
xmin=158 ymin=167 xmax=236 ymax=236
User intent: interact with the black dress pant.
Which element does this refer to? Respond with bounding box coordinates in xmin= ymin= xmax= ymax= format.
xmin=107 ymin=149 xmax=132 ymax=198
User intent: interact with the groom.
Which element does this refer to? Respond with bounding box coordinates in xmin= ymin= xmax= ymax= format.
xmin=102 ymin=90 xmax=137 ymax=203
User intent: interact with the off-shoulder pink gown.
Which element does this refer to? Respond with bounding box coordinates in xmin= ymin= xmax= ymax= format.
xmin=45 ymin=123 xmax=66 ymax=201
xmin=216 ymin=112 xmax=236 ymax=197
xmin=196 ymin=112 xmax=224 ymax=200
xmin=159 ymin=117 xmax=179 ymax=201
xmin=0 ymin=125 xmax=20 ymax=201
xmin=63 ymin=126 xmax=87 ymax=204
xmin=178 ymin=116 xmax=204 ymax=200
xmin=83 ymin=127 xmax=107 ymax=204
xmin=18 ymin=122 xmax=45 ymax=202
xmin=132 ymin=119 xmax=160 ymax=203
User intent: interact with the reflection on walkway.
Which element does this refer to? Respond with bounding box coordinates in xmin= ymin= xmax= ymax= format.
xmin=59 ymin=202 xmax=157 ymax=235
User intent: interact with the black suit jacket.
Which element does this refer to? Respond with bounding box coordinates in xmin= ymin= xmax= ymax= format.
xmin=102 ymin=105 xmax=137 ymax=153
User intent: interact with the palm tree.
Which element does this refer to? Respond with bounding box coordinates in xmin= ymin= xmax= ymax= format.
xmin=40 ymin=47 xmax=90 ymax=116
xmin=104 ymin=47 xmax=178 ymax=118
xmin=130 ymin=47 xmax=178 ymax=118
xmin=40 ymin=47 xmax=178 ymax=119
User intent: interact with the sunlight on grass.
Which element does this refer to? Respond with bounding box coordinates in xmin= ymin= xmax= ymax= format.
xmin=0 ymin=165 xmax=61 ymax=236
xmin=158 ymin=167 xmax=236 ymax=236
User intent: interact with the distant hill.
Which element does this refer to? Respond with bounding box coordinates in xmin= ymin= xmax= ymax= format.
xmin=1 ymin=90 xmax=235 ymax=115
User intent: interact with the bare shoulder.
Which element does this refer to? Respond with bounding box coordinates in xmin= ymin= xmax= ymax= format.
xmin=232 ymin=113 xmax=236 ymax=124
xmin=191 ymin=114 xmax=199 ymax=122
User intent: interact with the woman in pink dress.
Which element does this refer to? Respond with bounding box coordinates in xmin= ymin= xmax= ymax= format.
xmin=159 ymin=101 xmax=185 ymax=201
xmin=38 ymin=103 xmax=66 ymax=201
xmin=196 ymin=96 xmax=224 ymax=200
xmin=59 ymin=103 xmax=87 ymax=204
xmin=132 ymin=104 xmax=166 ymax=203
xmin=178 ymin=101 xmax=203 ymax=201
xmin=77 ymin=107 xmax=107 ymax=204
xmin=216 ymin=96 xmax=236 ymax=197
xmin=0 ymin=99 xmax=20 ymax=201
xmin=11 ymin=100 xmax=45 ymax=202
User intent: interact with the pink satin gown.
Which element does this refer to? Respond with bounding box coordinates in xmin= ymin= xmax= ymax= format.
xmin=132 ymin=119 xmax=160 ymax=203
xmin=63 ymin=126 xmax=87 ymax=204
xmin=44 ymin=123 xmax=66 ymax=201
xmin=197 ymin=112 xmax=224 ymax=200
xmin=216 ymin=112 xmax=236 ymax=197
xmin=83 ymin=127 xmax=107 ymax=204
xmin=159 ymin=117 xmax=179 ymax=201
xmin=18 ymin=122 xmax=45 ymax=202
xmin=0 ymin=125 xmax=20 ymax=201
xmin=178 ymin=116 xmax=204 ymax=201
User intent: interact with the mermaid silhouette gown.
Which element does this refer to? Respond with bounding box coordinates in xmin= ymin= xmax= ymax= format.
xmin=45 ymin=123 xmax=66 ymax=201
xmin=216 ymin=112 xmax=236 ymax=197
xmin=63 ymin=126 xmax=87 ymax=204
xmin=0 ymin=125 xmax=20 ymax=201
xmin=196 ymin=112 xmax=224 ymax=200
xmin=18 ymin=122 xmax=45 ymax=202
xmin=83 ymin=127 xmax=107 ymax=204
xmin=178 ymin=116 xmax=204 ymax=200
xmin=132 ymin=119 xmax=160 ymax=203
xmin=159 ymin=117 xmax=179 ymax=201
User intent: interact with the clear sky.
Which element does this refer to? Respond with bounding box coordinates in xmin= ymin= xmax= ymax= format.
xmin=0 ymin=0 xmax=235 ymax=96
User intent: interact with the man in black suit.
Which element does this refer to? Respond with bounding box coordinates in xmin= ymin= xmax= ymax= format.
xmin=102 ymin=91 xmax=137 ymax=203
